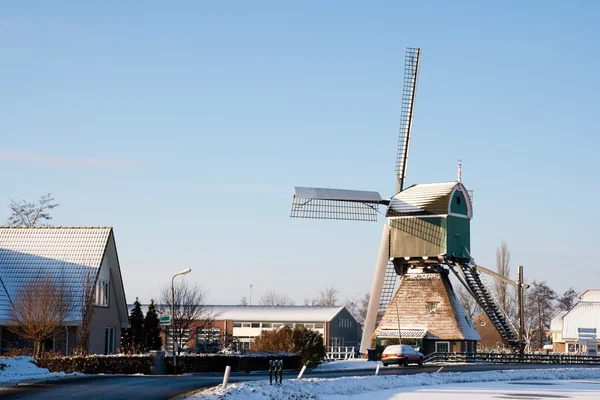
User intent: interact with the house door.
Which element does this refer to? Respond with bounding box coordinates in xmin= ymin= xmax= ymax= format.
xmin=435 ymin=341 xmax=450 ymax=353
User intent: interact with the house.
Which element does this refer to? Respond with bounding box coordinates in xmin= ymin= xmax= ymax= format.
xmin=550 ymin=290 xmax=600 ymax=354
xmin=0 ymin=227 xmax=129 ymax=355
xmin=131 ymin=304 xmax=360 ymax=354
xmin=373 ymin=268 xmax=481 ymax=354
xmin=473 ymin=312 xmax=504 ymax=350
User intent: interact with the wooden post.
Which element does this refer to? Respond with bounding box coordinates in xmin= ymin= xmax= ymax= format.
xmin=518 ymin=265 xmax=525 ymax=356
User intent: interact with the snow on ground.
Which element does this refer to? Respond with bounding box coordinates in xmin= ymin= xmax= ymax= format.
xmin=326 ymin=379 xmax=600 ymax=399
xmin=0 ymin=356 xmax=72 ymax=385
xmin=187 ymin=367 xmax=600 ymax=400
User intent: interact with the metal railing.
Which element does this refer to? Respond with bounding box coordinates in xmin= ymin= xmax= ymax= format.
xmin=326 ymin=346 xmax=356 ymax=360
xmin=423 ymin=352 xmax=600 ymax=365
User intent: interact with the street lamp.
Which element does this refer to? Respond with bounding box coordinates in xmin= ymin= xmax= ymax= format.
xmin=172 ymin=268 xmax=191 ymax=373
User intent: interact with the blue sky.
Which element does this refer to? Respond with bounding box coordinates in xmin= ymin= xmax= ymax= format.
xmin=1 ymin=1 xmax=598 ymax=305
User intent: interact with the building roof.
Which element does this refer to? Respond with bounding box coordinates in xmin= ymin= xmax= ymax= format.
xmin=579 ymin=290 xmax=600 ymax=302
xmin=387 ymin=182 xmax=472 ymax=218
xmin=375 ymin=271 xmax=481 ymax=341
xmin=129 ymin=304 xmax=349 ymax=323
xmin=0 ymin=226 xmax=124 ymax=324
xmin=550 ymin=310 xmax=567 ymax=332
xmin=563 ymin=301 xmax=600 ymax=340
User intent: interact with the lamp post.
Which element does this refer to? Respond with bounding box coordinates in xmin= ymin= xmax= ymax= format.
xmin=249 ymin=284 xmax=253 ymax=305
xmin=172 ymin=268 xmax=191 ymax=373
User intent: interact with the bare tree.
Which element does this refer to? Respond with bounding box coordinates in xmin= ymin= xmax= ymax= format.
xmin=344 ymin=292 xmax=369 ymax=327
xmin=259 ymin=290 xmax=295 ymax=306
xmin=76 ymin=269 xmax=97 ymax=356
xmin=526 ymin=280 xmax=557 ymax=350
xmin=457 ymin=286 xmax=479 ymax=319
xmin=312 ymin=285 xmax=339 ymax=306
xmin=7 ymin=193 xmax=59 ymax=226
xmin=9 ymin=275 xmax=72 ymax=355
xmin=495 ymin=241 xmax=511 ymax=314
xmin=159 ymin=281 xmax=215 ymax=354
xmin=238 ymin=296 xmax=248 ymax=306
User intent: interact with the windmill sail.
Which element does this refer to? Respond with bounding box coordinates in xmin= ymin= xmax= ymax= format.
xmin=291 ymin=187 xmax=383 ymax=221
xmin=395 ymin=47 xmax=421 ymax=194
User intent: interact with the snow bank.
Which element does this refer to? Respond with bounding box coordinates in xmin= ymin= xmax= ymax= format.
xmin=188 ymin=367 xmax=600 ymax=399
xmin=0 ymin=356 xmax=71 ymax=385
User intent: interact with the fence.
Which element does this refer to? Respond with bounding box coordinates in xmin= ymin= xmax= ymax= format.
xmin=326 ymin=346 xmax=356 ymax=360
xmin=423 ymin=352 xmax=600 ymax=365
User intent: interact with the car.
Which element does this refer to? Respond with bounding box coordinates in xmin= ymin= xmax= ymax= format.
xmin=381 ymin=344 xmax=424 ymax=367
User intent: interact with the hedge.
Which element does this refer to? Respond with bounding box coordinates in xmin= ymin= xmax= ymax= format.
xmin=36 ymin=353 xmax=301 ymax=374
xmin=36 ymin=355 xmax=153 ymax=374
xmin=166 ymin=353 xmax=302 ymax=374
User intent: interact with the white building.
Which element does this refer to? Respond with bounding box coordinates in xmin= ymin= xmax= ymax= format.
xmin=550 ymin=290 xmax=600 ymax=354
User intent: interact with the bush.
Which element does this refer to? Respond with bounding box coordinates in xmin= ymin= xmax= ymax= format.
xmin=36 ymin=355 xmax=153 ymax=374
xmin=291 ymin=327 xmax=326 ymax=368
xmin=249 ymin=326 xmax=326 ymax=368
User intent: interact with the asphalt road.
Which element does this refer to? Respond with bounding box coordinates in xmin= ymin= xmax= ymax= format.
xmin=1 ymin=363 xmax=597 ymax=400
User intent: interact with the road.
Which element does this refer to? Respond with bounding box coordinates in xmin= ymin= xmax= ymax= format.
xmin=1 ymin=363 xmax=596 ymax=400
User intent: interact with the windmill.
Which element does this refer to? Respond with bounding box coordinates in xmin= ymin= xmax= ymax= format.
xmin=290 ymin=48 xmax=522 ymax=354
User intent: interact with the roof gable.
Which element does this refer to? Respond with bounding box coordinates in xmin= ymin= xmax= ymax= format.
xmin=0 ymin=227 xmax=112 ymax=323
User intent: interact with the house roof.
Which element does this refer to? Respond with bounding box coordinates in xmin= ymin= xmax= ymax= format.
xmin=130 ymin=304 xmax=348 ymax=323
xmin=579 ymin=290 xmax=600 ymax=302
xmin=562 ymin=302 xmax=600 ymax=340
xmin=0 ymin=226 xmax=120 ymax=324
xmin=550 ymin=310 xmax=567 ymax=332
xmin=387 ymin=182 xmax=472 ymax=218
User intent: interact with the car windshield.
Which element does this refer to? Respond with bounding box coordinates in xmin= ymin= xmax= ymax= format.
xmin=402 ymin=345 xmax=413 ymax=353
xmin=383 ymin=345 xmax=401 ymax=354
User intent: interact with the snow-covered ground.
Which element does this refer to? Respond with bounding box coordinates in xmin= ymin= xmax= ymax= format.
xmin=187 ymin=367 xmax=600 ymax=399
xmin=0 ymin=356 xmax=73 ymax=385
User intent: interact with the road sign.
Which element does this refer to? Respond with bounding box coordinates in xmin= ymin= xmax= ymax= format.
xmin=160 ymin=315 xmax=171 ymax=326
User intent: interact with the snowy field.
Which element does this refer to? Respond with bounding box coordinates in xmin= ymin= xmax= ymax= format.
xmin=188 ymin=367 xmax=600 ymax=399
xmin=0 ymin=356 xmax=74 ymax=385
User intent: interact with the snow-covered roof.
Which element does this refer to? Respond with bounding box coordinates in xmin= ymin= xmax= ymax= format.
xmin=550 ymin=310 xmax=567 ymax=332
xmin=387 ymin=182 xmax=472 ymax=218
xmin=579 ymin=290 xmax=600 ymax=302
xmin=375 ymin=271 xmax=481 ymax=341
xmin=130 ymin=304 xmax=348 ymax=323
xmin=0 ymin=227 xmax=124 ymax=324
xmin=562 ymin=301 xmax=600 ymax=340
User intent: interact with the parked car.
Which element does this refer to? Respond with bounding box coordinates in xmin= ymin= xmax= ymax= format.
xmin=381 ymin=344 xmax=423 ymax=367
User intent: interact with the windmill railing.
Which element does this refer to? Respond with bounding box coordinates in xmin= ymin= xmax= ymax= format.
xmin=423 ymin=352 xmax=600 ymax=365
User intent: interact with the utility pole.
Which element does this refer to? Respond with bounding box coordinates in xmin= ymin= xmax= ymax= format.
xmin=395 ymin=300 xmax=402 ymax=345
xmin=518 ymin=265 xmax=525 ymax=356
xmin=250 ymin=284 xmax=253 ymax=306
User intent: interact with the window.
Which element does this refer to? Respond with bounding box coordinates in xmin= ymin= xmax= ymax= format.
xmin=196 ymin=327 xmax=221 ymax=353
xmin=95 ymin=281 xmax=109 ymax=306
xmin=457 ymin=196 xmax=461 ymax=205
xmin=272 ymin=323 xmax=282 ymax=328
xmin=284 ymin=323 xmax=293 ymax=328
xmin=232 ymin=322 xmax=242 ymax=328
xmin=428 ymin=302 xmax=438 ymax=313
xmin=314 ymin=323 xmax=324 ymax=329
xmin=304 ymin=324 xmax=314 ymax=329
xmin=104 ymin=327 xmax=115 ymax=354
xmin=435 ymin=341 xmax=450 ymax=353
xmin=242 ymin=323 xmax=251 ymax=328
xmin=251 ymin=323 xmax=260 ymax=328
xmin=262 ymin=323 xmax=272 ymax=328
xmin=296 ymin=323 xmax=304 ymax=328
